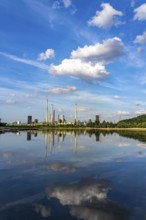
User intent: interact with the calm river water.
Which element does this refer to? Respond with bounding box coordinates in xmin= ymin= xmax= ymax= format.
xmin=0 ymin=130 xmax=146 ymax=220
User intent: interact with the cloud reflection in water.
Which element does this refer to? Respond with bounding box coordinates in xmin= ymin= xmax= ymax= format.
xmin=44 ymin=162 xmax=76 ymax=173
xmin=70 ymin=205 xmax=128 ymax=220
xmin=46 ymin=177 xmax=129 ymax=220
xmin=34 ymin=203 xmax=51 ymax=218
xmin=46 ymin=178 xmax=109 ymax=205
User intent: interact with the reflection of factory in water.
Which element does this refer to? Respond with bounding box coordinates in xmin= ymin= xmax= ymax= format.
xmin=25 ymin=131 xmax=100 ymax=156
xmin=27 ymin=132 xmax=38 ymax=141
xmin=44 ymin=130 xmax=100 ymax=156
xmin=44 ymin=132 xmax=54 ymax=156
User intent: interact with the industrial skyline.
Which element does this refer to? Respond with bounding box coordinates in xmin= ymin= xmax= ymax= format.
xmin=45 ymin=100 xmax=78 ymax=124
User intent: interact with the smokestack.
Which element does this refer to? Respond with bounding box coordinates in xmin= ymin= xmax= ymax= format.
xmin=50 ymin=104 xmax=54 ymax=123
xmin=46 ymin=98 xmax=48 ymax=123
xmin=75 ymin=104 xmax=77 ymax=123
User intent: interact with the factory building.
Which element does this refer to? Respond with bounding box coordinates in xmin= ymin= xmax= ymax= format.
xmin=95 ymin=115 xmax=100 ymax=125
xmin=27 ymin=115 xmax=32 ymax=124
xmin=58 ymin=115 xmax=65 ymax=123
xmin=50 ymin=104 xmax=55 ymax=123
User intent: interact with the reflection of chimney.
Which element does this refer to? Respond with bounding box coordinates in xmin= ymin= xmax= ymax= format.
xmin=57 ymin=132 xmax=60 ymax=142
xmin=46 ymin=98 xmax=48 ymax=123
xmin=44 ymin=132 xmax=55 ymax=156
xmin=49 ymin=132 xmax=54 ymax=153
xmin=74 ymin=133 xmax=77 ymax=153
xmin=45 ymin=133 xmax=48 ymax=158
xmin=63 ymin=134 xmax=65 ymax=142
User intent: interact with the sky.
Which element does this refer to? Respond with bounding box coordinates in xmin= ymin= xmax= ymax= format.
xmin=1 ymin=0 xmax=146 ymax=123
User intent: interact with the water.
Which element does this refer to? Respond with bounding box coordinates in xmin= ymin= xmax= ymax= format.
xmin=0 ymin=130 xmax=146 ymax=219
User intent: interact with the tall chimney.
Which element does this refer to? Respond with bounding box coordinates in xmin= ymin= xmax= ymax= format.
xmin=75 ymin=104 xmax=77 ymax=123
xmin=46 ymin=98 xmax=48 ymax=123
xmin=51 ymin=104 xmax=54 ymax=123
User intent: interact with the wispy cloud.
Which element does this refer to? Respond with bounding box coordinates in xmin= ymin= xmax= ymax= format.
xmin=47 ymin=86 xmax=77 ymax=94
xmin=0 ymin=76 xmax=60 ymax=94
xmin=52 ymin=1 xmax=61 ymax=9
xmin=0 ymin=86 xmax=41 ymax=107
xmin=117 ymin=110 xmax=130 ymax=115
xmin=63 ymin=0 xmax=72 ymax=8
xmin=77 ymin=107 xmax=89 ymax=112
xmin=97 ymin=82 xmax=123 ymax=91
xmin=0 ymin=52 xmax=49 ymax=70
xmin=126 ymin=46 xmax=145 ymax=68
xmin=24 ymin=0 xmax=59 ymax=27
xmin=113 ymin=95 xmax=120 ymax=99
xmin=135 ymin=109 xmax=146 ymax=115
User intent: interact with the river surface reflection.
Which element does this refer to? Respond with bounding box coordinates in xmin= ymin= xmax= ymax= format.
xmin=0 ymin=130 xmax=146 ymax=219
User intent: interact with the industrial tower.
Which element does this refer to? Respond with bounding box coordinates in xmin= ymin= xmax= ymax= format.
xmin=46 ymin=98 xmax=49 ymax=123
xmin=74 ymin=104 xmax=77 ymax=124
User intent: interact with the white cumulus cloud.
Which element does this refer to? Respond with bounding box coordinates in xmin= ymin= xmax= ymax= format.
xmin=50 ymin=59 xmax=108 ymax=82
xmin=38 ymin=49 xmax=55 ymax=61
xmin=49 ymin=37 xmax=124 ymax=82
xmin=134 ymin=3 xmax=146 ymax=20
xmin=88 ymin=3 xmax=123 ymax=29
xmin=71 ymin=37 xmax=124 ymax=64
xmin=134 ymin=31 xmax=146 ymax=44
xmin=47 ymin=86 xmax=77 ymax=94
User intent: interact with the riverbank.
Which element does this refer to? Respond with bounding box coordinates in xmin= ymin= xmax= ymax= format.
xmin=0 ymin=126 xmax=38 ymax=133
xmin=1 ymin=126 xmax=146 ymax=132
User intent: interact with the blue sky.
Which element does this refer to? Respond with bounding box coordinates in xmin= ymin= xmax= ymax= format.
xmin=1 ymin=0 xmax=146 ymax=123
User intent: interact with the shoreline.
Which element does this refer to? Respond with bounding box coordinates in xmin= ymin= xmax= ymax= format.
xmin=1 ymin=126 xmax=146 ymax=132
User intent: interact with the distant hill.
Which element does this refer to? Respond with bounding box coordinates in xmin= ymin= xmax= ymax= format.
xmin=117 ymin=114 xmax=146 ymax=128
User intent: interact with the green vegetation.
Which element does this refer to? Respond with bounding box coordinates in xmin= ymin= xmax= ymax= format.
xmin=117 ymin=130 xmax=146 ymax=143
xmin=116 ymin=114 xmax=146 ymax=128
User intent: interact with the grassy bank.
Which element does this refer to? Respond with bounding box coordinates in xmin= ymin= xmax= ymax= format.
xmin=2 ymin=125 xmax=146 ymax=132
